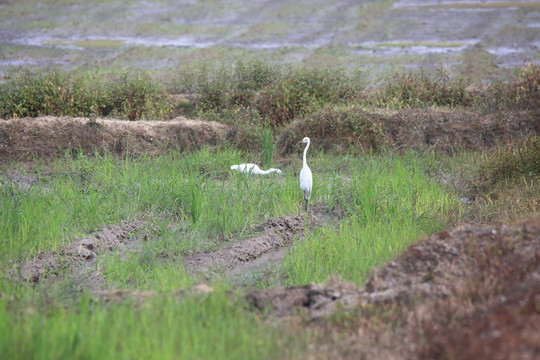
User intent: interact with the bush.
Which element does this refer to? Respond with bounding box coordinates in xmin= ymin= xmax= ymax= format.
xmin=101 ymin=72 xmax=172 ymax=120
xmin=373 ymin=66 xmax=470 ymax=108
xmin=0 ymin=69 xmax=172 ymax=120
xmin=189 ymin=60 xmax=278 ymax=111
xmin=0 ymin=69 xmax=95 ymax=118
xmin=173 ymin=61 xmax=363 ymax=127
xmin=256 ymin=67 xmax=361 ymax=128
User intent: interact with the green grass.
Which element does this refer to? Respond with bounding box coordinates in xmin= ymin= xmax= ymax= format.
xmin=0 ymin=287 xmax=305 ymax=360
xmin=0 ymin=147 xmax=466 ymax=359
xmin=283 ymin=152 xmax=461 ymax=285
xmin=0 ymin=147 xmax=300 ymax=261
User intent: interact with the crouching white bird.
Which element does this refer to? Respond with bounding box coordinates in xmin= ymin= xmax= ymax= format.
xmin=299 ymin=137 xmax=312 ymax=210
xmin=230 ymin=163 xmax=284 ymax=176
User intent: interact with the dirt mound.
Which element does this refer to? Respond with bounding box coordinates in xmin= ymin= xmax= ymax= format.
xmin=13 ymin=220 xmax=146 ymax=286
xmin=183 ymin=213 xmax=317 ymax=279
xmin=278 ymin=108 xmax=540 ymax=154
xmin=246 ymin=215 xmax=540 ymax=359
xmin=247 ymin=216 xmax=539 ymax=311
xmin=0 ymin=116 xmax=229 ymax=162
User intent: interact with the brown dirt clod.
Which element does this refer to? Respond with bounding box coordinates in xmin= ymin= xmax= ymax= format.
xmin=14 ymin=220 xmax=146 ymax=287
xmin=183 ymin=212 xmax=318 ymax=279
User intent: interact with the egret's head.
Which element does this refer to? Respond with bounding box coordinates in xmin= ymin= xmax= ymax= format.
xmin=230 ymin=165 xmax=239 ymax=170
xmin=300 ymin=137 xmax=310 ymax=144
xmin=276 ymin=169 xmax=284 ymax=176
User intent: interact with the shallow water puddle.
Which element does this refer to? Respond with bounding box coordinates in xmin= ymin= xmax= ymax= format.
xmin=353 ymin=40 xmax=479 ymax=56
xmin=394 ymin=0 xmax=540 ymax=9
xmin=12 ymin=35 xmax=217 ymax=50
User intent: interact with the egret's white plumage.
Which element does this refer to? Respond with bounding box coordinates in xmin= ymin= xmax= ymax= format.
xmin=299 ymin=137 xmax=312 ymax=206
xmin=230 ymin=163 xmax=284 ymax=176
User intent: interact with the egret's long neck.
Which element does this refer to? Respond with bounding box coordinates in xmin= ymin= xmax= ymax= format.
xmin=303 ymin=142 xmax=310 ymax=167
xmin=261 ymin=168 xmax=278 ymax=175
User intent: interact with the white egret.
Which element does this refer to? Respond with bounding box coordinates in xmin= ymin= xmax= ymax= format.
xmin=299 ymin=137 xmax=312 ymax=210
xmin=230 ymin=163 xmax=284 ymax=176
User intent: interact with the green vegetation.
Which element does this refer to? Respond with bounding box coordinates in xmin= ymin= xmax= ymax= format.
xmin=1 ymin=59 xmax=538 ymax=360
xmin=0 ymin=147 xmax=464 ymax=359
xmin=0 ymin=69 xmax=171 ymax=120
xmin=283 ymin=153 xmax=460 ymax=285
xmin=1 ymin=2 xmax=539 ymax=357
xmin=465 ymin=136 xmax=540 ymax=222
xmin=372 ymin=65 xmax=470 ymax=108
xmin=260 ymin=120 xmax=274 ymax=168
xmin=478 ymin=62 xmax=540 ymax=111
xmin=2 ymin=62 xmax=539 ymax=125
xmin=0 ymin=147 xmax=297 ymax=261
xmin=0 ymin=287 xmax=304 ymax=360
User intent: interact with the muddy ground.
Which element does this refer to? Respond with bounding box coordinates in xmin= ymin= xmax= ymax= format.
xmin=1 ymin=113 xmax=539 ymax=358
xmin=9 ymin=203 xmax=339 ymax=291
xmin=248 ymin=215 xmax=540 ymax=359
xmin=10 ymin=189 xmax=539 ymax=359
xmin=1 ymin=0 xmax=539 ymax=81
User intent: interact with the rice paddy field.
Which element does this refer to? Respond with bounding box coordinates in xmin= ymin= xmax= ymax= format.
xmin=1 ymin=1 xmax=539 ymax=359
xmin=0 ymin=148 xmax=462 ymax=359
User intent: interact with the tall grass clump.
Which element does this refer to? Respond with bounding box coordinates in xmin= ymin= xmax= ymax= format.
xmin=100 ymin=72 xmax=172 ymax=120
xmin=184 ymin=59 xmax=278 ymax=111
xmin=173 ymin=60 xmax=363 ymax=127
xmin=283 ymin=153 xmax=462 ymax=285
xmin=255 ymin=67 xmax=361 ymax=128
xmin=277 ymin=106 xmax=386 ymax=154
xmin=373 ymin=65 xmax=470 ymax=108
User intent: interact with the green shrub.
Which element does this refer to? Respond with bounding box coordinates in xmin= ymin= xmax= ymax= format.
xmin=190 ymin=60 xmax=277 ymax=111
xmin=175 ymin=61 xmax=363 ymax=127
xmin=0 ymin=69 xmax=95 ymax=118
xmin=102 ymin=72 xmax=172 ymax=120
xmin=0 ymin=69 xmax=171 ymax=120
xmin=230 ymin=59 xmax=278 ymax=106
xmin=373 ymin=65 xmax=470 ymax=108
xmin=256 ymin=67 xmax=359 ymax=128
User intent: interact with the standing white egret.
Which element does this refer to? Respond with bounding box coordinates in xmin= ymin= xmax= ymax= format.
xmin=299 ymin=137 xmax=312 ymax=210
xmin=230 ymin=163 xmax=284 ymax=176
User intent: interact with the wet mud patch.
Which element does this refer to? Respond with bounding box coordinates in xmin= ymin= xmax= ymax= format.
xmin=183 ymin=208 xmax=336 ymax=283
xmin=11 ymin=220 xmax=147 ymax=290
xmin=0 ymin=168 xmax=53 ymax=193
